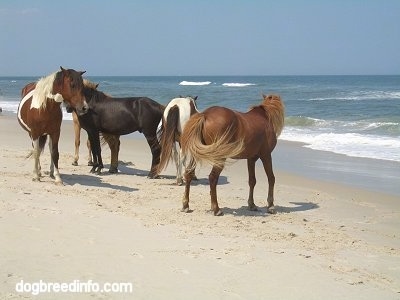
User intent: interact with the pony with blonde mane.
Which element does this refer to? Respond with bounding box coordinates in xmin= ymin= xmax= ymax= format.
xmin=157 ymin=96 xmax=199 ymax=185
xmin=17 ymin=67 xmax=88 ymax=184
xmin=181 ymin=94 xmax=285 ymax=216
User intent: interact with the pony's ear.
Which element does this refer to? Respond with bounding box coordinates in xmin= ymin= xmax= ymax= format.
xmin=193 ymin=96 xmax=198 ymax=101
xmin=95 ymin=83 xmax=99 ymax=89
xmin=80 ymin=71 xmax=86 ymax=75
xmin=60 ymin=66 xmax=66 ymax=72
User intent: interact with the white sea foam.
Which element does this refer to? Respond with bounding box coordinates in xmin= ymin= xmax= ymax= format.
xmin=222 ymin=83 xmax=256 ymax=87
xmin=309 ymin=91 xmax=400 ymax=101
xmin=0 ymin=100 xmax=19 ymax=113
xmin=179 ymin=81 xmax=211 ymax=86
xmin=280 ymin=129 xmax=400 ymax=162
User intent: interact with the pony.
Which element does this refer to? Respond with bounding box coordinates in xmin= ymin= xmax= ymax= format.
xmin=180 ymin=94 xmax=285 ymax=216
xmin=71 ymin=110 xmax=120 ymax=172
xmin=74 ymin=80 xmax=164 ymax=178
xmin=157 ymin=96 xmax=199 ymax=185
xmin=17 ymin=67 xmax=88 ymax=184
xmin=68 ymin=80 xmax=121 ymax=173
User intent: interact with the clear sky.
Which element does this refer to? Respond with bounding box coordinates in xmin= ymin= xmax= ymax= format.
xmin=1 ymin=0 xmax=399 ymax=76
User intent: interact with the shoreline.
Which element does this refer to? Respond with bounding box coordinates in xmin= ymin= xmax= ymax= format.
xmin=2 ymin=112 xmax=399 ymax=196
xmin=1 ymin=113 xmax=399 ymax=299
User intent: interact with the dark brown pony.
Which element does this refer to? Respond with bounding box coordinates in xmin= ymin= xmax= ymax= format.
xmin=70 ymin=80 xmax=120 ymax=173
xmin=74 ymin=81 xmax=164 ymax=177
xmin=17 ymin=67 xmax=88 ymax=184
xmin=181 ymin=94 xmax=285 ymax=216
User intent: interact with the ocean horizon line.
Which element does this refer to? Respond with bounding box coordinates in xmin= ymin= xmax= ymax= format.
xmin=1 ymin=74 xmax=399 ymax=78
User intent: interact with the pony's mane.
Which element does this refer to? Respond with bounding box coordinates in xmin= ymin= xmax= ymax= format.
xmin=83 ymin=79 xmax=111 ymax=98
xmin=83 ymin=79 xmax=98 ymax=89
xmin=30 ymin=71 xmax=63 ymax=109
xmin=251 ymin=94 xmax=285 ymax=137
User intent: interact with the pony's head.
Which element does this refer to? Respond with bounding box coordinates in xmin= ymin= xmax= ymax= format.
xmin=65 ymin=79 xmax=99 ymax=113
xmin=53 ymin=67 xmax=89 ymax=116
xmin=82 ymin=79 xmax=101 ymax=104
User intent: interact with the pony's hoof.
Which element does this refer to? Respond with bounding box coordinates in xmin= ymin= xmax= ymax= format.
xmin=90 ymin=168 xmax=96 ymax=173
xmin=176 ymin=179 xmax=183 ymax=186
xmin=108 ymin=167 xmax=118 ymax=174
xmin=248 ymin=204 xmax=258 ymax=211
xmin=88 ymin=161 xmax=94 ymax=166
xmin=181 ymin=207 xmax=190 ymax=213
xmin=214 ymin=210 xmax=224 ymax=216
xmin=267 ymin=206 xmax=277 ymax=214
xmin=148 ymin=174 xmax=160 ymax=179
xmin=72 ymin=161 xmax=78 ymax=166
xmin=32 ymin=177 xmax=40 ymax=182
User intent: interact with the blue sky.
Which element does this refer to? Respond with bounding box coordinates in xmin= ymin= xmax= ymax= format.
xmin=1 ymin=1 xmax=399 ymax=76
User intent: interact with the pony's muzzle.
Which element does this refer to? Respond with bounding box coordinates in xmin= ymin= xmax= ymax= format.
xmin=76 ymin=101 xmax=89 ymax=116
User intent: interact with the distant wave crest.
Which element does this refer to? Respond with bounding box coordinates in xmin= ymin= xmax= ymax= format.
xmin=309 ymin=91 xmax=400 ymax=101
xmin=179 ymin=81 xmax=211 ymax=86
xmin=222 ymin=83 xmax=256 ymax=87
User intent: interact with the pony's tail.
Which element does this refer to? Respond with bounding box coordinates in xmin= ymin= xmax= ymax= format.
xmin=181 ymin=113 xmax=244 ymax=170
xmin=262 ymin=94 xmax=285 ymax=137
xmin=157 ymin=105 xmax=180 ymax=173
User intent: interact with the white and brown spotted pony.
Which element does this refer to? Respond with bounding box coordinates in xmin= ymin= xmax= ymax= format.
xmin=17 ymin=67 xmax=88 ymax=184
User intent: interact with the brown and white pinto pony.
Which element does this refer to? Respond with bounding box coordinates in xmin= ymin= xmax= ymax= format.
xmin=17 ymin=67 xmax=88 ymax=184
xmin=181 ymin=94 xmax=285 ymax=216
xmin=157 ymin=96 xmax=199 ymax=185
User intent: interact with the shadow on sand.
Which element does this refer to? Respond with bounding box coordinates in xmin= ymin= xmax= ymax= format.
xmin=221 ymin=201 xmax=319 ymax=217
xmin=62 ymin=173 xmax=138 ymax=192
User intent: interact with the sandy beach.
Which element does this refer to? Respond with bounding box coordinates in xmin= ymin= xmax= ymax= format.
xmin=0 ymin=114 xmax=399 ymax=299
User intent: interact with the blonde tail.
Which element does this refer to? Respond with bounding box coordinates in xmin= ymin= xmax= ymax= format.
xmin=181 ymin=113 xmax=244 ymax=169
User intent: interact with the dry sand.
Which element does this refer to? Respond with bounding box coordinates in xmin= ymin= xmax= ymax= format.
xmin=0 ymin=114 xmax=399 ymax=299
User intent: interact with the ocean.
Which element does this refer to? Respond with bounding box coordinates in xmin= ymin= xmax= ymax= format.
xmin=2 ymin=75 xmax=399 ymax=162
xmin=1 ymin=75 xmax=399 ymax=195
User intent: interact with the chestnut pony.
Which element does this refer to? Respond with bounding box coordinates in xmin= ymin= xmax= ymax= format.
xmin=17 ymin=67 xmax=88 ymax=184
xmin=157 ymin=96 xmax=199 ymax=185
xmin=181 ymin=94 xmax=285 ymax=216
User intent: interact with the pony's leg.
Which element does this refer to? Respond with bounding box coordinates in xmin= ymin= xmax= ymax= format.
xmin=32 ymin=139 xmax=41 ymax=182
xmin=49 ymin=135 xmax=62 ymax=185
xmin=182 ymin=164 xmax=195 ymax=212
xmin=261 ymin=154 xmax=276 ymax=214
xmin=87 ymin=137 xmax=93 ymax=166
xmin=145 ymin=135 xmax=161 ymax=178
xmin=88 ymin=131 xmax=103 ymax=174
xmin=209 ymin=165 xmax=224 ymax=216
xmin=174 ymin=143 xmax=183 ymax=185
xmin=247 ymin=157 xmax=258 ymax=211
xmin=72 ymin=119 xmax=80 ymax=166
xmin=180 ymin=146 xmax=197 ymax=182
xmin=108 ymin=135 xmax=120 ymax=173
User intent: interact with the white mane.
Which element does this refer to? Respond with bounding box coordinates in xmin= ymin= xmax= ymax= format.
xmin=30 ymin=72 xmax=64 ymax=109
